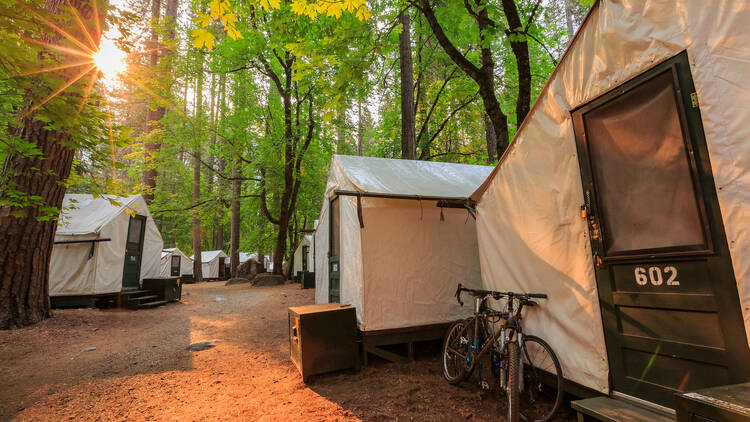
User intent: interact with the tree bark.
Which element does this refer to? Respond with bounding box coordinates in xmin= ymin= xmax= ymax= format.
xmin=357 ymin=100 xmax=364 ymax=156
xmin=0 ymin=0 xmax=99 ymax=329
xmin=501 ymin=0 xmax=531 ymax=129
xmin=257 ymin=53 xmax=315 ymax=277
xmin=192 ymin=60 xmax=204 ymax=282
xmin=399 ymin=10 xmax=416 ymax=160
xmin=484 ymin=113 xmax=497 ymax=162
xmin=141 ymin=0 xmax=179 ymax=204
xmin=564 ymin=0 xmax=575 ymax=43
xmin=230 ymin=158 xmax=240 ymax=272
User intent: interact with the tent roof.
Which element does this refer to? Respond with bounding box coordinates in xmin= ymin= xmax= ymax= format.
xmin=163 ymin=248 xmax=189 ymax=259
xmin=56 ymin=194 xmax=146 ymax=236
xmin=332 ymin=155 xmax=494 ymax=199
xmin=191 ymin=250 xmax=228 ymax=262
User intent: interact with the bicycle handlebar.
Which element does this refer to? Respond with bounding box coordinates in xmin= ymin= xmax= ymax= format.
xmin=455 ymin=283 xmax=547 ymax=307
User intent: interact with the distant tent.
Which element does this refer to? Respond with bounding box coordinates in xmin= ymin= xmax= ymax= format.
xmin=191 ymin=250 xmax=228 ymax=279
xmin=50 ymin=194 xmax=163 ymax=296
xmin=293 ymin=235 xmax=313 ymax=275
xmin=160 ymin=248 xmax=192 ymax=277
xmin=470 ymin=0 xmax=750 ymax=407
xmin=315 ymin=155 xmax=492 ymax=331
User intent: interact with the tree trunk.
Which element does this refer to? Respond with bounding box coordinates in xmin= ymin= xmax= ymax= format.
xmin=399 ymin=10 xmax=416 ymax=160
xmin=417 ymin=0 xmax=510 ymax=156
xmin=501 ymin=0 xmax=531 ymax=129
xmin=230 ymin=158 xmax=240 ymax=272
xmin=141 ymin=0 xmax=179 ymax=204
xmin=0 ymin=0 xmax=99 ymax=329
xmin=357 ymin=100 xmax=364 ymax=156
xmin=192 ymin=61 xmax=204 ymax=282
xmin=215 ymin=75 xmax=226 ymax=251
xmin=564 ymin=0 xmax=575 ymax=43
xmin=484 ymin=113 xmax=497 ymax=162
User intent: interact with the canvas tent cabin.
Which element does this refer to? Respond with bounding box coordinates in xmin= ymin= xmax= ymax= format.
xmin=192 ymin=250 xmax=228 ymax=279
xmin=49 ymin=194 xmax=163 ymax=299
xmin=471 ymin=0 xmax=750 ymax=412
xmin=293 ymin=235 xmax=314 ymax=275
xmin=293 ymin=235 xmax=315 ymax=288
xmin=160 ymin=248 xmax=192 ymax=277
xmin=314 ymin=155 xmax=492 ymax=341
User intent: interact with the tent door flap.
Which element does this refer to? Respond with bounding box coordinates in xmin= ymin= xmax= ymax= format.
xmin=571 ymin=51 xmax=750 ymax=408
xmin=122 ymin=215 xmax=146 ymax=290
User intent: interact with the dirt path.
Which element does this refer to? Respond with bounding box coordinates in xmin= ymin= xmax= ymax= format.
xmin=0 ymin=283 xmax=576 ymax=421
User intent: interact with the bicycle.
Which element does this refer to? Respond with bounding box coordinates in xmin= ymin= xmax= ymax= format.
xmin=442 ymin=284 xmax=563 ymax=422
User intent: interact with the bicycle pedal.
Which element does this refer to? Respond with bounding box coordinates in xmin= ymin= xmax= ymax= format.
xmin=459 ymin=337 xmax=468 ymax=345
xmin=481 ymin=381 xmax=490 ymax=391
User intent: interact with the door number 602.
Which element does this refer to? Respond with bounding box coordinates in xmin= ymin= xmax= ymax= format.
xmin=634 ymin=266 xmax=679 ymax=286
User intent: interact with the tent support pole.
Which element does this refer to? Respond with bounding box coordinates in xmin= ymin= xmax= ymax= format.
xmin=356 ymin=195 xmax=364 ymax=228
xmin=333 ymin=189 xmax=476 ymax=206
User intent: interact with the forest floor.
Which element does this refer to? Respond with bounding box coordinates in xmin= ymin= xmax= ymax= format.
xmin=0 ymin=283 xmax=577 ymax=421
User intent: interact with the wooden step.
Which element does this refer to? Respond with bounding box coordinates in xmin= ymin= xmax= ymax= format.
xmin=572 ymin=396 xmax=674 ymax=422
xmin=120 ymin=289 xmax=149 ymax=297
xmin=137 ymin=300 xmax=168 ymax=309
xmin=129 ymin=295 xmax=159 ymax=303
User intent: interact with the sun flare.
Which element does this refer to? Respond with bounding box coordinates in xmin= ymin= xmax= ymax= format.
xmin=93 ymin=39 xmax=126 ymax=78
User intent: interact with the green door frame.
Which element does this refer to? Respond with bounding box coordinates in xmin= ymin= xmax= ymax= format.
xmin=329 ymin=196 xmax=340 ymax=303
xmin=122 ymin=214 xmax=146 ymax=290
xmin=572 ymin=51 xmax=750 ymax=407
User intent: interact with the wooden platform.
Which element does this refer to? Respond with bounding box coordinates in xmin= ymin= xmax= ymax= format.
xmin=572 ymin=396 xmax=675 ymax=422
xmin=359 ymin=323 xmax=450 ymax=365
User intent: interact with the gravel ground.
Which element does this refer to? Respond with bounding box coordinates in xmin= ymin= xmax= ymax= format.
xmin=0 ymin=283 xmax=577 ymax=421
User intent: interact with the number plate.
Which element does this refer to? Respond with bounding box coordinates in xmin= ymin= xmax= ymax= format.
xmin=612 ymin=260 xmax=712 ymax=293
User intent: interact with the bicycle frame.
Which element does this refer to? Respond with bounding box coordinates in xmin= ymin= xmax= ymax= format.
xmin=466 ymin=294 xmax=529 ymax=391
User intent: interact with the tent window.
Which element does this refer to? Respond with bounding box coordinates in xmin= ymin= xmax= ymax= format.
xmin=126 ymin=216 xmax=145 ymax=252
xmin=302 ymin=245 xmax=309 ymax=272
xmin=171 ymin=255 xmax=180 ymax=271
xmin=330 ymin=197 xmax=340 ymax=257
xmin=581 ymin=70 xmax=709 ymax=256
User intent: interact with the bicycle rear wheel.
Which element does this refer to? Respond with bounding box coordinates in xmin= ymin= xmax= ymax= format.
xmin=519 ymin=335 xmax=563 ymax=422
xmin=442 ymin=319 xmax=474 ymax=384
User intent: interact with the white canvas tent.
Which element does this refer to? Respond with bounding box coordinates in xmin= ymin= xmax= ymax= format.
xmin=292 ymin=235 xmax=313 ymax=275
xmin=191 ymin=250 xmax=228 ymax=279
xmin=50 ymin=194 xmax=163 ymax=296
xmin=471 ymin=0 xmax=750 ymax=406
xmin=315 ymin=155 xmax=492 ymax=331
xmin=160 ymin=248 xmax=193 ymax=277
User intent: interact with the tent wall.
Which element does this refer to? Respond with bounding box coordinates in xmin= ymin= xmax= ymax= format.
xmin=339 ymin=195 xmax=364 ymax=323
xmin=314 ymin=205 xmax=329 ymax=305
xmin=49 ymin=237 xmax=98 ymax=295
xmin=202 ymin=259 xmax=219 ymax=278
xmin=360 ymin=198 xmax=481 ymax=331
xmin=473 ymin=0 xmax=750 ymax=395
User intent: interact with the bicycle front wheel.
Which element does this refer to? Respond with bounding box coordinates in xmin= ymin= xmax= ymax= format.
xmin=442 ymin=319 xmax=473 ymax=384
xmin=519 ymin=335 xmax=563 ymax=422
xmin=506 ymin=341 xmax=520 ymax=422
